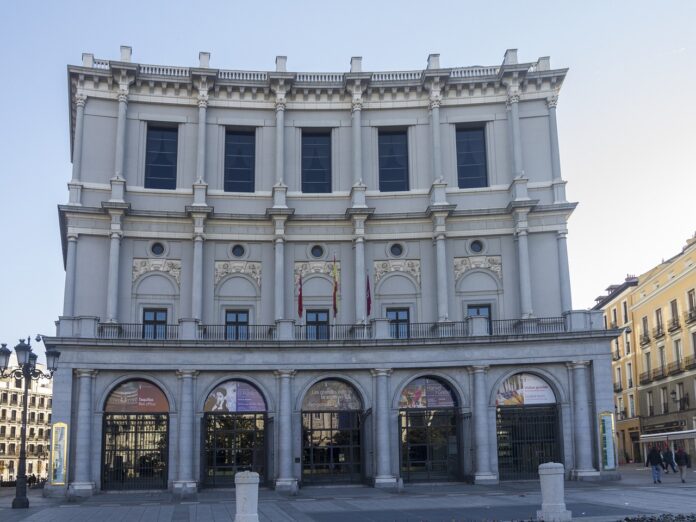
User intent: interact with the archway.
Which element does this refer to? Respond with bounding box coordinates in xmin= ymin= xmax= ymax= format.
xmin=495 ymin=372 xmax=560 ymax=480
xmin=101 ymin=380 xmax=169 ymax=490
xmin=398 ymin=377 xmax=459 ymax=482
xmin=202 ymin=380 xmax=268 ymax=487
xmin=301 ymin=379 xmax=363 ymax=484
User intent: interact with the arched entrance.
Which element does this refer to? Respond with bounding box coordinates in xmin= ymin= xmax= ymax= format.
xmin=399 ymin=377 xmax=459 ymax=482
xmin=102 ymin=380 xmax=169 ymax=490
xmin=301 ymin=379 xmax=363 ymax=484
xmin=202 ymin=380 xmax=267 ymax=487
xmin=496 ymin=373 xmax=561 ymax=480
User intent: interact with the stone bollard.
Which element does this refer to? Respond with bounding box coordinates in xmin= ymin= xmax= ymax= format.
xmin=234 ymin=471 xmax=260 ymax=522
xmin=537 ymin=463 xmax=571 ymax=522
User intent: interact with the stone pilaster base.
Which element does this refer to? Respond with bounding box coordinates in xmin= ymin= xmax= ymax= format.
xmin=473 ymin=472 xmax=499 ymax=485
xmin=67 ymin=482 xmax=95 ymax=498
xmin=537 ymin=508 xmax=572 ymax=521
xmin=571 ymin=469 xmax=601 ymax=481
xmin=275 ymin=478 xmax=298 ymax=494
xmin=172 ymin=480 xmax=198 ymax=499
xmin=373 ymin=475 xmax=398 ymax=488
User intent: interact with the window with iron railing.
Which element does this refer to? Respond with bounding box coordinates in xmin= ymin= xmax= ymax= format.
xmin=387 ymin=308 xmax=410 ymax=339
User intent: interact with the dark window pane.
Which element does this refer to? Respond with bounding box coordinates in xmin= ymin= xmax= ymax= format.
xmin=225 ymin=310 xmax=250 ymax=340
xmin=145 ymin=126 xmax=178 ymax=190
xmin=224 ymin=131 xmax=255 ymax=192
xmin=387 ymin=308 xmax=410 ymax=339
xmin=306 ymin=309 xmax=330 ymax=340
xmin=379 ymin=131 xmax=409 ymax=191
xmin=456 ymin=128 xmax=487 ymax=189
xmin=302 ymin=133 xmax=331 ymax=193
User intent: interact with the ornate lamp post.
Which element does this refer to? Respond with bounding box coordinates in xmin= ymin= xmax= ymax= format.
xmin=0 ymin=338 xmax=60 ymax=509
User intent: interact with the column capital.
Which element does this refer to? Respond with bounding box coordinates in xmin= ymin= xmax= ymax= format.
xmin=75 ymin=92 xmax=87 ymax=107
xmin=506 ymin=91 xmax=520 ymax=106
xmin=468 ymin=365 xmax=489 ymax=374
xmin=370 ymin=369 xmax=392 ymax=377
xmin=67 ymin=232 xmax=79 ymax=242
xmin=176 ymin=370 xmax=199 ymax=379
xmin=274 ymin=369 xmax=296 ymax=378
xmin=429 ymin=90 xmax=442 ymax=110
xmin=351 ymin=98 xmax=363 ymax=112
xmin=117 ymin=87 xmax=129 ymax=104
xmin=567 ymin=360 xmax=590 ymax=370
xmin=547 ymin=94 xmax=559 ymax=109
xmin=275 ymin=92 xmax=287 ymax=112
xmin=556 ymin=229 xmax=568 ymax=239
xmin=75 ymin=369 xmax=97 ymax=378
xmin=197 ymin=91 xmax=209 ymax=108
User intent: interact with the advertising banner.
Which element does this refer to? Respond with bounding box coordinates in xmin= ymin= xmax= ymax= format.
xmin=399 ymin=378 xmax=456 ymax=409
xmin=302 ymin=380 xmax=362 ymax=411
xmin=50 ymin=422 xmax=68 ymax=485
xmin=204 ymin=381 xmax=266 ymax=412
xmin=496 ymin=373 xmax=556 ymax=406
xmin=105 ymin=380 xmax=169 ymax=413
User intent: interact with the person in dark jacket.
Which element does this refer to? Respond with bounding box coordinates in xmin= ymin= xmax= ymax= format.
xmin=663 ymin=447 xmax=677 ymax=473
xmin=646 ymin=446 xmax=663 ymax=483
xmin=675 ymin=447 xmax=690 ymax=483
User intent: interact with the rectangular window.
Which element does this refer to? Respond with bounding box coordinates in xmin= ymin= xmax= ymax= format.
xmin=622 ymin=300 xmax=628 ymax=324
xmin=625 ymin=332 xmax=631 ymax=354
xmin=688 ymin=289 xmax=696 ymax=311
xmin=645 ymin=352 xmax=651 ymax=373
xmin=456 ymin=127 xmax=487 ymax=188
xmin=670 ymin=299 xmax=679 ymax=320
xmin=675 ymin=339 xmax=682 ymax=362
xmin=224 ymin=130 xmax=255 ymax=192
xmin=10 ymin=427 xmax=16 ymax=437
xmin=627 ymin=362 xmax=633 ymax=387
xmin=378 ymin=130 xmax=409 ymax=191
xmin=302 ymin=132 xmax=331 ymax=193
xmin=629 ymin=395 xmax=635 ymax=417
xmin=142 ymin=308 xmax=168 ymax=339
xmin=659 ymin=346 xmax=666 ymax=369
xmin=387 ymin=308 xmax=410 ymax=339
xmin=661 ymin=387 xmax=668 ymax=414
xmin=677 ymin=383 xmax=685 ymax=410
xmin=11 ymin=410 xmax=17 ymax=421
xmin=306 ymin=309 xmax=329 ymax=340
xmin=615 ymin=367 xmax=622 ymax=386
xmin=655 ymin=308 xmax=663 ymax=328
xmin=14 ymin=378 xmax=22 ymax=388
xmin=225 ymin=310 xmax=249 ymax=340
xmin=467 ymin=304 xmax=492 ymax=334
xmin=0 ymin=427 xmax=5 ymax=436
xmin=145 ymin=125 xmax=178 ymax=189
xmin=611 ymin=308 xmax=618 ymax=326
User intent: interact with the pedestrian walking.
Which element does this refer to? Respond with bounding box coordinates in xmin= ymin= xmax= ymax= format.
xmin=675 ymin=447 xmax=690 ymax=483
xmin=663 ymin=447 xmax=677 ymax=473
xmin=646 ymin=445 xmax=663 ymax=483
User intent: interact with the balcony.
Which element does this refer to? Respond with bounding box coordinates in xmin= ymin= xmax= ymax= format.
xmin=91 ymin=316 xmax=575 ymax=342
xmin=627 ymin=379 xmax=633 ymax=388
xmin=685 ymin=355 xmax=696 ymax=370
xmin=668 ymin=317 xmax=680 ymax=332
xmin=684 ymin=308 xmax=696 ymax=324
xmin=612 ymin=350 xmax=621 ymax=361
xmin=648 ymin=406 xmax=655 ymax=416
xmin=652 ymin=325 xmax=665 ymax=339
xmin=639 ymin=371 xmax=653 ymax=385
xmin=662 ymin=403 xmax=669 ymax=414
xmin=668 ymin=360 xmax=684 ymax=376
xmin=677 ymin=395 xmax=690 ymax=412
xmin=652 ymin=366 xmax=667 ymax=380
xmin=613 ymin=382 xmax=623 ymax=393
xmin=640 ymin=332 xmax=651 ymax=346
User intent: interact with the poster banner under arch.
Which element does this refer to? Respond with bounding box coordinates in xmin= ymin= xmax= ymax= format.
xmin=104 ymin=380 xmax=169 ymax=413
xmin=50 ymin=422 xmax=68 ymax=485
xmin=302 ymin=380 xmax=362 ymax=411
xmin=204 ymin=381 xmax=266 ymax=412
xmin=399 ymin=378 xmax=456 ymax=409
xmin=496 ymin=373 xmax=556 ymax=406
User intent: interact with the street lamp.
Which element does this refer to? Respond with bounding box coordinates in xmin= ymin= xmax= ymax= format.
xmin=0 ymin=338 xmax=60 ymax=509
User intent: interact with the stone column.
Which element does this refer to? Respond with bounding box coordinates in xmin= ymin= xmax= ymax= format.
xmin=557 ymin=230 xmax=572 ymax=312
xmin=507 ymin=91 xmax=524 ymax=178
xmin=351 ymin=95 xmax=363 ymax=186
xmin=114 ymin=86 xmax=128 ymax=180
xmin=274 ymin=217 xmax=286 ymax=321
xmin=547 ymin=95 xmax=567 ymax=203
xmin=372 ymin=369 xmax=397 ymax=486
xmin=70 ymin=369 xmax=95 ymax=495
xmin=275 ymin=370 xmax=297 ymax=491
xmin=71 ymin=93 xmax=86 ymax=181
xmin=514 ymin=211 xmax=533 ymax=319
xmin=353 ymin=216 xmax=367 ymax=323
xmin=570 ymin=361 xmax=596 ymax=475
xmin=433 ymin=213 xmax=449 ymax=321
xmin=174 ymin=370 xmax=197 ymax=498
xmin=195 ymin=92 xmax=208 ymax=183
xmin=430 ymin=90 xmax=443 ymax=183
xmin=63 ymin=233 xmax=78 ymax=316
xmin=471 ymin=366 xmax=496 ymax=483
xmin=105 ymin=211 xmax=123 ymax=322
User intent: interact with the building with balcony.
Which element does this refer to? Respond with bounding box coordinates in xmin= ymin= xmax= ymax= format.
xmin=595 ymin=235 xmax=696 ymax=463
xmin=44 ymin=47 xmax=617 ymax=498
xmin=0 ymin=354 xmax=53 ymax=482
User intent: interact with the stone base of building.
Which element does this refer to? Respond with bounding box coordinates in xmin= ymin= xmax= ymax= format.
xmin=474 ymin=472 xmax=499 ymax=485
xmin=43 ymin=484 xmax=68 ymax=498
xmin=68 ymin=482 xmax=95 ymax=498
xmin=172 ymin=480 xmax=198 ymax=499
xmin=537 ymin=508 xmax=572 ymax=522
xmin=275 ymin=478 xmax=298 ymax=494
xmin=571 ymin=469 xmax=601 ymax=481
xmin=373 ymin=475 xmax=398 ymax=488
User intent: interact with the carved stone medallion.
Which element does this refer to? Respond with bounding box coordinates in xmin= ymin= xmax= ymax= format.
xmin=453 ymin=256 xmax=502 ymax=282
xmin=373 ymin=259 xmax=421 ymax=286
xmin=132 ymin=258 xmax=182 ymax=285
xmin=294 ymin=261 xmax=340 ymax=285
xmin=214 ymin=261 xmax=262 ymax=287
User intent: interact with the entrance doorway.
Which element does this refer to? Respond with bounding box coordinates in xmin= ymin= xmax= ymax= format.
xmin=301 ymin=379 xmax=363 ymax=484
xmin=399 ymin=377 xmax=459 ymax=482
xmin=202 ymin=380 xmax=267 ymax=487
xmin=102 ymin=380 xmax=169 ymax=490
xmin=495 ymin=373 xmax=561 ymax=480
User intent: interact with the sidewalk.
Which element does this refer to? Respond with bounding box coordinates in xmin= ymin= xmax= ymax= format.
xmin=1 ymin=465 xmax=695 ymax=522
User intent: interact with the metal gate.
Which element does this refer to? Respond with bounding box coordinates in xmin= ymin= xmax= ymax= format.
xmin=302 ymin=411 xmax=362 ymax=483
xmin=496 ymin=405 xmax=560 ymax=480
xmin=102 ymin=413 xmax=168 ymax=490
xmin=202 ymin=413 xmax=266 ymax=487
xmin=399 ymin=408 xmax=459 ymax=482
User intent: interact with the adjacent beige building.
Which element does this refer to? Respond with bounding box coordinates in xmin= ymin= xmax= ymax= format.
xmin=595 ymin=235 xmax=696 ymax=463
xmin=0 ymin=354 xmax=53 ymax=481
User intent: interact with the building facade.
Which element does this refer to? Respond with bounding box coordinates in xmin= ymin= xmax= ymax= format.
xmin=0 ymin=354 xmax=53 ymax=482
xmin=45 ymin=47 xmax=616 ymax=498
xmin=595 ymin=236 xmax=696 ymax=462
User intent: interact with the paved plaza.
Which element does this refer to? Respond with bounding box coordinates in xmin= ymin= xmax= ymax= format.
xmin=2 ymin=466 xmax=696 ymax=522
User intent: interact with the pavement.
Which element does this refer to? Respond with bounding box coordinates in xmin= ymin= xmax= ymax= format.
xmin=1 ymin=465 xmax=695 ymax=521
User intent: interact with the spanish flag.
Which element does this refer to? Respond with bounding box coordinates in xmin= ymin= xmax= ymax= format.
xmin=332 ymin=255 xmax=339 ymax=318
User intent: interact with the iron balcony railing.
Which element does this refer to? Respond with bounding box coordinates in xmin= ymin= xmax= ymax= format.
xmin=652 ymin=325 xmax=665 ymax=339
xmin=640 ymin=332 xmax=651 ymax=345
xmin=668 ymin=360 xmax=684 ymax=376
xmin=198 ymin=324 xmax=276 ymax=341
xmin=639 ymin=371 xmax=653 ymax=385
xmin=613 ymin=382 xmax=622 ymax=393
xmin=685 ymin=355 xmax=696 ymax=370
xmin=612 ymin=350 xmax=621 ymax=361
xmin=95 ymin=316 xmax=574 ymax=341
xmin=627 ymin=379 xmax=633 ymax=389
xmin=668 ymin=317 xmax=680 ymax=332
xmin=684 ymin=308 xmax=696 ymax=324
xmin=97 ymin=323 xmax=179 ymax=340
xmin=652 ymin=366 xmax=667 ymax=380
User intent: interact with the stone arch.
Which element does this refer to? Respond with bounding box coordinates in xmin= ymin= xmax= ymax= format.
xmin=488 ymin=367 xmax=567 ymax=407
xmin=301 ymin=273 xmax=334 ymax=297
xmin=215 ymin=274 xmax=259 ymax=298
xmin=133 ymin=272 xmax=179 ymax=296
xmin=375 ymin=272 xmax=419 ymax=296
xmin=456 ymin=269 xmax=502 ymax=293
xmin=295 ymin=375 xmax=370 ymax=412
xmin=99 ymin=374 xmax=176 ymax=413
xmin=392 ymin=371 xmax=467 ymax=410
xmin=198 ymin=376 xmax=274 ymax=413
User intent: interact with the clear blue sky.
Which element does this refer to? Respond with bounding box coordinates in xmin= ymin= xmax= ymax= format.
xmin=0 ymin=0 xmax=694 ymax=353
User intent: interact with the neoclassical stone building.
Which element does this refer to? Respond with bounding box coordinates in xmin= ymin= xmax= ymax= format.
xmin=45 ymin=47 xmax=616 ymax=498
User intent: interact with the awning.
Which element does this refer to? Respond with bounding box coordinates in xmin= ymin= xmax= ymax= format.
xmin=639 ymin=429 xmax=696 ymax=443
